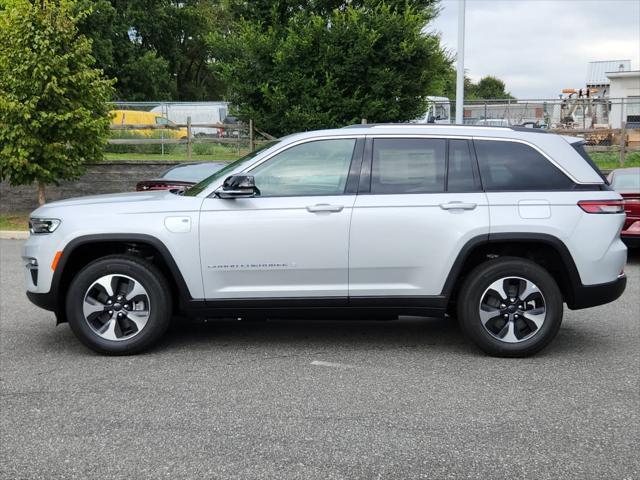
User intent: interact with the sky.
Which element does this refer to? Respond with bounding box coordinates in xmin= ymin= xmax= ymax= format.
xmin=429 ymin=0 xmax=640 ymax=99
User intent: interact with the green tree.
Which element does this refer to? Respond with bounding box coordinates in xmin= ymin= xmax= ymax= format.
xmin=213 ymin=1 xmax=451 ymax=136
xmin=467 ymin=75 xmax=514 ymax=100
xmin=76 ymin=0 xmax=226 ymax=101
xmin=0 ymin=0 xmax=115 ymax=204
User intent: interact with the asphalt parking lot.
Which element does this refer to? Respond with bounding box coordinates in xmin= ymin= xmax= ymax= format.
xmin=0 ymin=239 xmax=638 ymax=480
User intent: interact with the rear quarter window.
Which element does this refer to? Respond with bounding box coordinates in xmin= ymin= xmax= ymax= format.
xmin=474 ymin=140 xmax=574 ymax=191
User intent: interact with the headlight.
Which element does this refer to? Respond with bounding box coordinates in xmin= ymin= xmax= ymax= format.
xmin=29 ymin=218 xmax=61 ymax=234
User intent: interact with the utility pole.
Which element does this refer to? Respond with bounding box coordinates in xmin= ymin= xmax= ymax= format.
xmin=455 ymin=0 xmax=466 ymax=125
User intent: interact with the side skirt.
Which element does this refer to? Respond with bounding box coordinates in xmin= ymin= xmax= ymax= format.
xmin=180 ymin=296 xmax=448 ymax=320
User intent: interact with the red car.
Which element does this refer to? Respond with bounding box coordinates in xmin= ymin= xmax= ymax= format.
xmin=136 ymin=162 xmax=228 ymax=192
xmin=608 ymin=167 xmax=640 ymax=247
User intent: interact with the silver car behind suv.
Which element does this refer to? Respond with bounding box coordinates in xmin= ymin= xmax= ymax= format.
xmin=24 ymin=125 xmax=627 ymax=356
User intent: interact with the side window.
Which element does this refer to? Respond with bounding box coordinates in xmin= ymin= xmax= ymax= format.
xmin=371 ymin=138 xmax=446 ymax=194
xmin=249 ymin=139 xmax=356 ymax=197
xmin=475 ymin=140 xmax=574 ymax=191
xmin=155 ymin=116 xmax=169 ymax=125
xmin=447 ymin=140 xmax=477 ymax=192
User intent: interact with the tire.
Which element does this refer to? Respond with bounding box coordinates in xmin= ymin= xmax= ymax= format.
xmin=65 ymin=255 xmax=172 ymax=355
xmin=457 ymin=257 xmax=563 ymax=357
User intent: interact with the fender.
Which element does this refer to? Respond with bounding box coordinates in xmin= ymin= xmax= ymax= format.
xmin=34 ymin=233 xmax=193 ymax=323
xmin=440 ymin=232 xmax=583 ymax=305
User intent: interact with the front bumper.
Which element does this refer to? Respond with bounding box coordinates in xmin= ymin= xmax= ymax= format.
xmin=567 ymin=274 xmax=627 ymax=310
xmin=621 ymin=236 xmax=640 ymax=248
xmin=621 ymin=216 xmax=640 ymax=247
xmin=26 ymin=291 xmax=57 ymax=311
xmin=26 ymin=291 xmax=65 ymax=324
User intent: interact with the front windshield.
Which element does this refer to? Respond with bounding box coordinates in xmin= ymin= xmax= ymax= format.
xmin=183 ymin=141 xmax=279 ymax=196
xmin=162 ymin=162 xmax=227 ymax=182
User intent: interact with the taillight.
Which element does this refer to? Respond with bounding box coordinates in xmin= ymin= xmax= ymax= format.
xmin=578 ymin=200 xmax=625 ymax=214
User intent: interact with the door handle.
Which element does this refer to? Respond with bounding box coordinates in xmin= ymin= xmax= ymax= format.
xmin=439 ymin=201 xmax=477 ymax=211
xmin=306 ymin=204 xmax=344 ymax=213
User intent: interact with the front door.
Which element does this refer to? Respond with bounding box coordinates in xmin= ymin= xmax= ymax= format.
xmin=199 ymin=137 xmax=361 ymax=300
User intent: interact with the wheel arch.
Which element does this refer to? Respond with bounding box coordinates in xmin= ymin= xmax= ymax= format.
xmin=51 ymin=234 xmax=192 ymax=323
xmin=442 ymin=233 xmax=583 ymax=309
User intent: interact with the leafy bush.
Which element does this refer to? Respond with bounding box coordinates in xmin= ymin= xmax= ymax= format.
xmin=0 ymin=0 xmax=114 ymax=204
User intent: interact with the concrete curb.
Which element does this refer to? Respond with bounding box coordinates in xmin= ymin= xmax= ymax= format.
xmin=0 ymin=230 xmax=28 ymax=240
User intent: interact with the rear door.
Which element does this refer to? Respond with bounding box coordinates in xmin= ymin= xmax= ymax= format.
xmin=348 ymin=136 xmax=490 ymax=299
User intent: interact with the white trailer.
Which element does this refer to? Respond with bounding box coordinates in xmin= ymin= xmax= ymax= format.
xmin=151 ymin=102 xmax=230 ymax=137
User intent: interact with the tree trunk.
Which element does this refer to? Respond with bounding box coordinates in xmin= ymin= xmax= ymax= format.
xmin=38 ymin=182 xmax=46 ymax=206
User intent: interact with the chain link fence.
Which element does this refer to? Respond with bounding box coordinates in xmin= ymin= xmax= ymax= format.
xmin=108 ymin=98 xmax=640 ymax=167
xmin=434 ymin=97 xmax=640 ymax=167
xmin=107 ymin=101 xmax=274 ymax=161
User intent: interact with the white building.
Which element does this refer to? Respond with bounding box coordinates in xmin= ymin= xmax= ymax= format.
xmin=606 ymin=70 xmax=640 ymax=128
xmin=586 ymin=60 xmax=631 ymax=97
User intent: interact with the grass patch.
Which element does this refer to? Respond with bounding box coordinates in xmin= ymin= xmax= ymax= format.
xmin=104 ymin=152 xmax=246 ymax=162
xmin=589 ymin=151 xmax=640 ymax=170
xmin=0 ymin=212 xmax=30 ymax=231
xmin=105 ymin=140 xmax=251 ymax=161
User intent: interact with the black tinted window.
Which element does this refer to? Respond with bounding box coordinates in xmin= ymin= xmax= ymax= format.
xmin=475 ymin=140 xmax=573 ymax=191
xmin=448 ymin=140 xmax=477 ymax=191
xmin=371 ymin=138 xmax=446 ymax=194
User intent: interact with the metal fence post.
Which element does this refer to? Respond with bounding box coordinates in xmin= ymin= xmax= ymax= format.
xmin=619 ymin=99 xmax=626 ymax=167
xmin=187 ymin=116 xmax=192 ymax=161
xmin=249 ymin=119 xmax=254 ymax=152
xmin=484 ymin=101 xmax=487 ymax=121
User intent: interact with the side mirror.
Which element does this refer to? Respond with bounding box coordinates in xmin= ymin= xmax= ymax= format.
xmin=216 ymin=174 xmax=259 ymax=199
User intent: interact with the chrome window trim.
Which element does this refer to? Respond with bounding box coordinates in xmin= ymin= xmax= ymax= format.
xmin=366 ymin=133 xmax=593 ymax=185
xmin=200 ymin=132 xmax=602 ymax=197
xmin=202 ymin=134 xmax=364 ymax=198
xmin=471 ymin=136 xmax=578 ymax=184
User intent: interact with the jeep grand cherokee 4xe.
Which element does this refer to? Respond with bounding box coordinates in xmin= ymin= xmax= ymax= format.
xmin=23 ymin=125 xmax=627 ymax=356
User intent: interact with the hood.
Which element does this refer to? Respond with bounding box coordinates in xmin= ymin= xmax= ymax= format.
xmin=42 ymin=190 xmax=173 ymax=208
xmin=31 ymin=190 xmax=181 ymax=218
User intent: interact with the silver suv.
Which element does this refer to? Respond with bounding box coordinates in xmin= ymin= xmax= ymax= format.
xmin=23 ymin=125 xmax=627 ymax=356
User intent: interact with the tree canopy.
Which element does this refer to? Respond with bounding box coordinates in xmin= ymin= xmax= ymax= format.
xmin=466 ymin=75 xmax=514 ymax=100
xmin=76 ymin=0 xmax=226 ymax=101
xmin=0 ymin=0 xmax=114 ymax=204
xmin=213 ymin=1 xmax=453 ymax=136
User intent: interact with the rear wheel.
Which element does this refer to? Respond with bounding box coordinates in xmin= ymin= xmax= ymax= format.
xmin=66 ymin=255 xmax=172 ymax=355
xmin=457 ymin=257 xmax=563 ymax=357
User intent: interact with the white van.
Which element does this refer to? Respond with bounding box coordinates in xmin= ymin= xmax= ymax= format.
xmin=150 ymin=102 xmax=230 ymax=137
xmin=412 ymin=96 xmax=451 ymax=124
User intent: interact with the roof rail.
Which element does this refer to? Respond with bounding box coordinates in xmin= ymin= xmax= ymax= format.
xmin=342 ymin=123 xmax=551 ymax=133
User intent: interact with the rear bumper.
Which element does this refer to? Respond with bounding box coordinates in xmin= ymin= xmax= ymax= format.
xmin=567 ymin=274 xmax=627 ymax=310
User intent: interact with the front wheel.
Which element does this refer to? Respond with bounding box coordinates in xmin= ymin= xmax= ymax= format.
xmin=457 ymin=257 xmax=563 ymax=357
xmin=66 ymin=255 xmax=172 ymax=355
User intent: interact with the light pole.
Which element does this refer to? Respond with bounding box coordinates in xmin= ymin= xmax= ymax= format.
xmin=455 ymin=0 xmax=466 ymax=125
